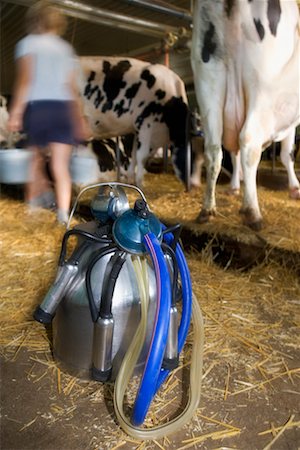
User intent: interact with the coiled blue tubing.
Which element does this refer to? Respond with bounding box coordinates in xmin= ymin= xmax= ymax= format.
xmin=131 ymin=232 xmax=172 ymax=426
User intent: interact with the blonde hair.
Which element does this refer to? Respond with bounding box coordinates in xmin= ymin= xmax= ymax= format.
xmin=26 ymin=1 xmax=67 ymax=35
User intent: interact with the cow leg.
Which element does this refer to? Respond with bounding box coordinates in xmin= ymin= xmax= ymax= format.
xmin=189 ymin=136 xmax=204 ymax=188
xmin=239 ymin=131 xmax=263 ymax=230
xmin=198 ymin=142 xmax=223 ymax=222
xmin=190 ymin=151 xmax=204 ymax=188
xmin=194 ymin=94 xmax=224 ymax=221
xmin=227 ymin=152 xmax=241 ymax=195
xmin=123 ymin=135 xmax=138 ymax=184
xmin=124 ymin=134 xmax=148 ymax=187
xmin=279 ymin=129 xmax=300 ymax=199
xmin=191 ymin=70 xmax=226 ymax=219
xmin=135 ymin=139 xmax=148 ymax=188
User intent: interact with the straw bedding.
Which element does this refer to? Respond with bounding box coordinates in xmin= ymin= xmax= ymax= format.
xmin=1 ymin=171 xmax=299 ymax=449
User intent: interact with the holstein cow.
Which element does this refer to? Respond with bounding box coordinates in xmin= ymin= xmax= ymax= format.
xmin=79 ymin=57 xmax=189 ymax=187
xmin=191 ymin=0 xmax=300 ymax=229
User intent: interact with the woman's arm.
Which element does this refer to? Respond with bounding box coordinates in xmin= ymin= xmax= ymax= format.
xmin=8 ymin=55 xmax=32 ymax=132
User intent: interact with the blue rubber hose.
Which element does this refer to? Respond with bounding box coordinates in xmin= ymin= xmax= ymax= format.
xmin=155 ymin=226 xmax=193 ymax=390
xmin=131 ymin=232 xmax=172 ymax=426
xmin=162 ymin=225 xmax=192 ymax=350
xmin=174 ymin=243 xmax=193 ymax=351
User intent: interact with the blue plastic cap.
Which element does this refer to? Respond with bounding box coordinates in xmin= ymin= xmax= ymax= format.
xmin=112 ymin=200 xmax=162 ymax=254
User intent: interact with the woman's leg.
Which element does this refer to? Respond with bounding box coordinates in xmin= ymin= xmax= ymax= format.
xmin=26 ymin=146 xmax=52 ymax=204
xmin=49 ymin=142 xmax=73 ymax=220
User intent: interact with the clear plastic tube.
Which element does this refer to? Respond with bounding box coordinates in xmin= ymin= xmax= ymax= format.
xmin=114 ymin=250 xmax=205 ymax=440
xmin=113 ymin=257 xmax=149 ymax=422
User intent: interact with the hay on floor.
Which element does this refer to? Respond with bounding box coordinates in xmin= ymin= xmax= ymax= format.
xmin=1 ymin=169 xmax=300 ymax=449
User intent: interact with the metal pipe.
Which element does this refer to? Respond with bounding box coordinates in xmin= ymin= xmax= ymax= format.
xmin=4 ymin=0 xmax=183 ymax=38
xmin=58 ymin=0 xmax=181 ymax=36
xmin=121 ymin=0 xmax=192 ymax=23
xmin=58 ymin=6 xmax=168 ymax=37
xmin=34 ymin=263 xmax=78 ymax=323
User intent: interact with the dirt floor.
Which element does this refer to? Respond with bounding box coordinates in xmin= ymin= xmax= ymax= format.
xmin=1 ymin=163 xmax=300 ymax=450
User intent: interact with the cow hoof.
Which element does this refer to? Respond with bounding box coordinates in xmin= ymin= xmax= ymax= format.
xmin=190 ymin=178 xmax=201 ymax=189
xmin=191 ymin=182 xmax=201 ymax=190
xmin=289 ymin=187 xmax=300 ymax=199
xmin=196 ymin=209 xmax=215 ymax=223
xmin=246 ymin=220 xmax=263 ymax=231
xmin=240 ymin=208 xmax=263 ymax=230
xmin=126 ymin=175 xmax=136 ymax=185
xmin=225 ymin=188 xmax=240 ymax=196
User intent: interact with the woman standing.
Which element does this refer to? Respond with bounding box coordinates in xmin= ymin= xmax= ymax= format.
xmin=8 ymin=0 xmax=89 ymax=224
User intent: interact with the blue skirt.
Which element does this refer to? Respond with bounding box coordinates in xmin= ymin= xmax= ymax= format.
xmin=24 ymin=100 xmax=76 ymax=147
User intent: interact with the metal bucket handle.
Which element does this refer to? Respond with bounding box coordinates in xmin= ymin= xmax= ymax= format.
xmin=67 ymin=182 xmax=148 ymax=229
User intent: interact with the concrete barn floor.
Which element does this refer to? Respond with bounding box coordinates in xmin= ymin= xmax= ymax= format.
xmin=1 ymin=162 xmax=300 ymax=450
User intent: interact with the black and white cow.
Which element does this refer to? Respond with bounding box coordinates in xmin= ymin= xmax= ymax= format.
xmin=79 ymin=57 xmax=189 ymax=187
xmin=190 ymin=0 xmax=300 ymax=229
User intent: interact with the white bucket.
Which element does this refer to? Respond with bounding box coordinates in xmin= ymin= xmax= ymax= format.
xmin=70 ymin=150 xmax=100 ymax=185
xmin=0 ymin=149 xmax=33 ymax=184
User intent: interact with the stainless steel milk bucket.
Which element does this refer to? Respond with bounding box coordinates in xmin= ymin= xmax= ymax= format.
xmin=52 ymin=222 xmax=157 ymax=380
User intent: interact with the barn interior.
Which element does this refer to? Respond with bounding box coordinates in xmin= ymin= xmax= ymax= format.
xmin=1 ymin=1 xmax=300 ymax=450
xmin=1 ymin=0 xmax=195 ymax=104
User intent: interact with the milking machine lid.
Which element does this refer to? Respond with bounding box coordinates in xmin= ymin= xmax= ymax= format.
xmin=112 ymin=199 xmax=162 ymax=254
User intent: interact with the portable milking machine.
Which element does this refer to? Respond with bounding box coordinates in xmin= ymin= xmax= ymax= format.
xmin=34 ymin=182 xmax=204 ymax=439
